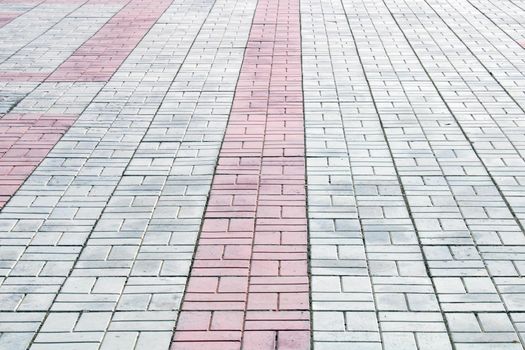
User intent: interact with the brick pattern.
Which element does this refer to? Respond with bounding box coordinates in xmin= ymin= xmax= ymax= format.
xmin=0 ymin=0 xmax=257 ymax=348
xmin=171 ymin=0 xmax=311 ymax=348
xmin=0 ymin=1 xmax=87 ymax=63
xmin=0 ymin=11 xmax=25 ymax=28
xmin=0 ymin=0 xmax=134 ymax=209
xmin=47 ymin=0 xmax=173 ymax=82
xmin=464 ymin=0 xmax=525 ymax=46
xmin=0 ymin=72 xmax=48 ymax=82
xmin=0 ymin=12 xmax=16 ymax=27
xmin=424 ymin=0 xmax=525 ymax=225
xmin=1 ymin=0 xmax=525 ymax=348
xmin=0 ymin=0 xmax=127 ymax=76
xmin=0 ymin=113 xmax=76 ymax=208
xmin=302 ymin=0 xmax=525 ymax=349
xmin=0 ymin=0 xmax=43 ymax=28
xmin=0 ymin=0 xmax=166 ymax=200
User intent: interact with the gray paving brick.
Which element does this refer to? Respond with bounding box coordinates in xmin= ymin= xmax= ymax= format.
xmin=303 ymin=0 xmax=525 ymax=348
xmin=1 ymin=0 xmax=525 ymax=347
xmin=0 ymin=0 xmax=257 ymax=346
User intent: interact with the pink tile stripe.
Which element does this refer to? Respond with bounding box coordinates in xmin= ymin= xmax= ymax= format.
xmin=0 ymin=113 xmax=76 ymax=208
xmin=0 ymin=0 xmax=172 ymax=206
xmin=171 ymin=0 xmax=310 ymax=348
xmin=46 ymin=0 xmax=172 ymax=82
xmin=0 ymin=72 xmax=49 ymax=82
xmin=0 ymin=12 xmax=20 ymax=27
xmin=0 ymin=0 xmax=43 ymax=28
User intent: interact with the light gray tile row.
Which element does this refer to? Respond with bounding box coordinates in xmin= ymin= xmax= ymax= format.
xmin=0 ymin=0 xmax=123 ymax=115
xmin=390 ymin=0 xmax=525 ymax=229
xmin=303 ymin=0 xmax=525 ymax=348
xmin=0 ymin=1 xmax=87 ymax=63
xmin=302 ymin=0 xmax=451 ymax=348
xmin=465 ymin=0 xmax=525 ymax=45
xmin=0 ymin=1 xmax=126 ymax=73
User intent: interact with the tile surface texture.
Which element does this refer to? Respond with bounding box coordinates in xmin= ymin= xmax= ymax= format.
xmin=0 ymin=0 xmax=524 ymax=348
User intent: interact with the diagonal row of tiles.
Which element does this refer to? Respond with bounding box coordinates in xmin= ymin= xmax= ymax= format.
xmin=303 ymin=0 xmax=525 ymax=349
xmin=0 ymin=0 xmax=258 ymax=348
xmin=0 ymin=0 xmax=525 ymax=349
xmin=172 ymin=0 xmax=310 ymax=347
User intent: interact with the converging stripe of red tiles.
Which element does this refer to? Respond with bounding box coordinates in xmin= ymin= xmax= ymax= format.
xmin=45 ymin=0 xmax=172 ymax=82
xmin=0 ymin=12 xmax=21 ymax=28
xmin=171 ymin=0 xmax=310 ymax=348
xmin=0 ymin=113 xmax=76 ymax=208
xmin=0 ymin=0 xmax=44 ymax=29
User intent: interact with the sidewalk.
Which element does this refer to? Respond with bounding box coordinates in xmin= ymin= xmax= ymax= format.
xmin=0 ymin=0 xmax=524 ymax=348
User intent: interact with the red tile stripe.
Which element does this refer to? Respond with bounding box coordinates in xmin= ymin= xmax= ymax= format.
xmin=0 ymin=72 xmax=49 ymax=82
xmin=0 ymin=0 xmax=43 ymax=28
xmin=46 ymin=0 xmax=172 ymax=82
xmin=0 ymin=0 xmax=137 ymax=83
xmin=0 ymin=113 xmax=76 ymax=208
xmin=172 ymin=0 xmax=310 ymax=348
xmin=0 ymin=0 xmax=172 ymax=206
xmin=0 ymin=12 xmax=20 ymax=27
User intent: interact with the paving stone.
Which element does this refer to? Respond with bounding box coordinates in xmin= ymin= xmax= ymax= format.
xmin=1 ymin=0 xmax=525 ymax=347
xmin=0 ymin=0 xmax=256 ymax=346
xmin=302 ymin=0 xmax=525 ymax=348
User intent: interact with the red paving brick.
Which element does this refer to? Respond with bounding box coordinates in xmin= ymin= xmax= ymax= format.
xmin=0 ymin=113 xmax=76 ymax=207
xmin=0 ymin=0 xmax=155 ymax=83
xmin=171 ymin=0 xmax=310 ymax=347
xmin=2 ymin=0 xmax=525 ymax=348
xmin=0 ymin=71 xmax=49 ymax=82
xmin=0 ymin=0 xmax=43 ymax=28
xmin=47 ymin=0 xmax=172 ymax=82
xmin=0 ymin=0 xmax=173 ymax=205
xmin=0 ymin=12 xmax=19 ymax=27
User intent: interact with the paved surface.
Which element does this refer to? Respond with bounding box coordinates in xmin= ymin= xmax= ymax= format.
xmin=0 ymin=0 xmax=524 ymax=349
